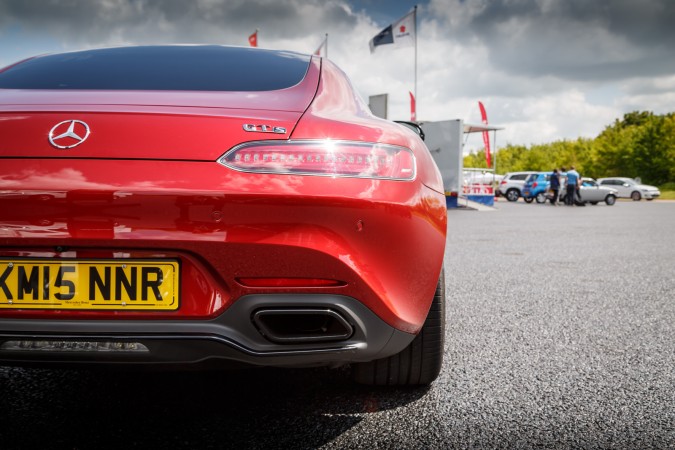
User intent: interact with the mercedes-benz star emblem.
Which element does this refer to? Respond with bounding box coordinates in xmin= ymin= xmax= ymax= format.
xmin=49 ymin=120 xmax=91 ymax=149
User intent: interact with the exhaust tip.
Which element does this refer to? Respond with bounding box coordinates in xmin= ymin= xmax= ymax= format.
xmin=252 ymin=308 xmax=354 ymax=344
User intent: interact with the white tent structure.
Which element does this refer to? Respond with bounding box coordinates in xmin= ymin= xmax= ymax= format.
xmin=418 ymin=120 xmax=503 ymax=208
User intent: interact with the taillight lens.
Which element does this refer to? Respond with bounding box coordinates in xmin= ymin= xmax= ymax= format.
xmin=533 ymin=182 xmax=538 ymax=188
xmin=219 ymin=140 xmax=415 ymax=180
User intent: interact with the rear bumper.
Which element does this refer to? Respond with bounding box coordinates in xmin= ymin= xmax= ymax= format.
xmin=0 ymin=158 xmax=447 ymax=334
xmin=0 ymin=294 xmax=415 ymax=368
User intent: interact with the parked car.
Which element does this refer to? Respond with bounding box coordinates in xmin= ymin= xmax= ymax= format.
xmin=577 ymin=178 xmax=618 ymax=205
xmin=0 ymin=45 xmax=447 ymax=386
xmin=498 ymin=171 xmax=538 ymax=202
xmin=522 ymin=172 xmax=551 ymax=203
xmin=596 ymin=177 xmax=660 ymax=201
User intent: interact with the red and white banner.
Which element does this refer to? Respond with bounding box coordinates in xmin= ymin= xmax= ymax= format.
xmin=478 ymin=101 xmax=491 ymax=168
xmin=463 ymin=184 xmax=494 ymax=195
xmin=409 ymin=91 xmax=416 ymax=121
xmin=248 ymin=30 xmax=258 ymax=47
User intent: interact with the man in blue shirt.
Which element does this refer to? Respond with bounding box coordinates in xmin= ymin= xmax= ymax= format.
xmin=565 ymin=166 xmax=580 ymax=205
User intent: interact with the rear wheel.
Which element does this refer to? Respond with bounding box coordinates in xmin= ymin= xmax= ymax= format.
xmin=352 ymin=268 xmax=445 ymax=386
xmin=506 ymin=189 xmax=519 ymax=202
xmin=524 ymin=197 xmax=534 ymax=203
xmin=605 ymin=194 xmax=616 ymax=206
xmin=631 ymin=191 xmax=641 ymax=201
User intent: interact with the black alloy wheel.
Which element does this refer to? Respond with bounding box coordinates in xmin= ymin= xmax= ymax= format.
xmin=506 ymin=189 xmax=519 ymax=202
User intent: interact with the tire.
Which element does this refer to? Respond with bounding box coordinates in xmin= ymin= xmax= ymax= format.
xmin=524 ymin=197 xmax=534 ymax=203
xmin=590 ymin=201 xmax=598 ymax=205
xmin=646 ymin=198 xmax=654 ymax=201
xmin=535 ymin=192 xmax=546 ymax=204
xmin=352 ymin=268 xmax=445 ymax=386
xmin=631 ymin=191 xmax=641 ymax=201
xmin=605 ymin=194 xmax=616 ymax=206
xmin=506 ymin=189 xmax=519 ymax=202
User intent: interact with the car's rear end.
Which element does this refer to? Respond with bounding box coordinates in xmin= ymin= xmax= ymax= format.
xmin=522 ymin=173 xmax=540 ymax=201
xmin=523 ymin=172 xmax=554 ymax=202
xmin=0 ymin=46 xmax=447 ymax=384
xmin=498 ymin=171 xmax=536 ymax=202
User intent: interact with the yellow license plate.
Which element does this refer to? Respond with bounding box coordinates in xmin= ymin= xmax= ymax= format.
xmin=0 ymin=259 xmax=179 ymax=310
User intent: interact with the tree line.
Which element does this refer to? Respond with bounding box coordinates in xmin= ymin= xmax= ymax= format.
xmin=464 ymin=111 xmax=675 ymax=186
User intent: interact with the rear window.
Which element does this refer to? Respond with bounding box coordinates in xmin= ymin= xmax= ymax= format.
xmin=0 ymin=46 xmax=311 ymax=92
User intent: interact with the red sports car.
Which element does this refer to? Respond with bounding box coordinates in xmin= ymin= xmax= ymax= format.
xmin=0 ymin=45 xmax=447 ymax=385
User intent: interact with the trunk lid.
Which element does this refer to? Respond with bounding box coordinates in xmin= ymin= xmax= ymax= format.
xmin=0 ymin=58 xmax=319 ymax=161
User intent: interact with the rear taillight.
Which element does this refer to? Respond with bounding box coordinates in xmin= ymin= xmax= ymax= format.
xmin=500 ymin=180 xmax=507 ymax=185
xmin=219 ymin=140 xmax=415 ymax=180
xmin=533 ymin=182 xmax=538 ymax=188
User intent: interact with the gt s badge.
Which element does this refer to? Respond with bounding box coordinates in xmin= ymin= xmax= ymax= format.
xmin=243 ymin=124 xmax=286 ymax=134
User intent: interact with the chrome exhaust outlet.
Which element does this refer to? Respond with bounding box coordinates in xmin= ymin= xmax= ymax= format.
xmin=252 ymin=308 xmax=354 ymax=344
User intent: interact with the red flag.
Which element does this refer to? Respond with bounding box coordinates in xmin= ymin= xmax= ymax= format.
xmin=409 ymin=91 xmax=416 ymax=121
xmin=478 ymin=101 xmax=491 ymax=168
xmin=248 ymin=30 xmax=258 ymax=47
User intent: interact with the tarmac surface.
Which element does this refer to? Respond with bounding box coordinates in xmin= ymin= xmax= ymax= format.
xmin=1 ymin=199 xmax=674 ymax=449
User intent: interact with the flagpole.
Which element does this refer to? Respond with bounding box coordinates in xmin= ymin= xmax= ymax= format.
xmin=414 ymin=5 xmax=418 ymax=121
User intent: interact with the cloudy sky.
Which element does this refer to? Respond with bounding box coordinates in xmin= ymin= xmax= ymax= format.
xmin=1 ymin=0 xmax=674 ymax=152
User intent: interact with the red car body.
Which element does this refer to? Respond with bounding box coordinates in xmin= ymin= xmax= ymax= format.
xmin=0 ymin=46 xmax=446 ymax=385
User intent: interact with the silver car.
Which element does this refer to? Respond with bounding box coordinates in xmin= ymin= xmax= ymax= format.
xmin=544 ymin=177 xmax=618 ymax=205
xmin=596 ymin=177 xmax=661 ymax=201
xmin=577 ymin=178 xmax=618 ymax=205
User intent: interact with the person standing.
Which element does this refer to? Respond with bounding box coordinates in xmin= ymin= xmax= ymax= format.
xmin=565 ymin=166 xmax=580 ymax=205
xmin=549 ymin=168 xmax=560 ymax=205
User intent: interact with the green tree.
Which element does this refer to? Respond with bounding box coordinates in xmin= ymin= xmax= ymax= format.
xmin=590 ymin=111 xmax=675 ymax=185
xmin=463 ymin=111 xmax=674 ymax=185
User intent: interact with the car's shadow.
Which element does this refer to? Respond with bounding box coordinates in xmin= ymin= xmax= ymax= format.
xmin=0 ymin=366 xmax=429 ymax=449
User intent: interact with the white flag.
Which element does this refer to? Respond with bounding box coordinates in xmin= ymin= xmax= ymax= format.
xmin=369 ymin=10 xmax=416 ymax=53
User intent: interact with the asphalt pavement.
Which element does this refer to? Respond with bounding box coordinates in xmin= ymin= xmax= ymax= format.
xmin=1 ymin=199 xmax=674 ymax=449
